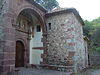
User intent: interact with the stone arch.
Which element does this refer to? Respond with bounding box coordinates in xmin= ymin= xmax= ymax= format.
xmin=14 ymin=4 xmax=48 ymax=65
xmin=0 ymin=1 xmax=48 ymax=74
xmin=14 ymin=4 xmax=47 ymax=33
xmin=15 ymin=37 xmax=29 ymax=66
xmin=16 ymin=38 xmax=27 ymax=51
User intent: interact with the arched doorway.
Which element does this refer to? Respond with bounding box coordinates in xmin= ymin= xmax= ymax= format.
xmin=14 ymin=8 xmax=47 ymax=66
xmin=15 ymin=9 xmax=45 ymax=65
xmin=15 ymin=41 xmax=25 ymax=67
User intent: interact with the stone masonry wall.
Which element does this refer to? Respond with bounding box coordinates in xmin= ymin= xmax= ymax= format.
xmin=72 ymin=13 xmax=88 ymax=72
xmin=0 ymin=0 xmax=3 ymax=14
xmin=46 ymin=13 xmax=76 ymax=66
xmin=0 ymin=0 xmax=3 ymax=13
xmin=89 ymin=55 xmax=100 ymax=66
xmin=0 ymin=0 xmax=10 ymax=75
xmin=0 ymin=0 xmax=47 ymax=75
xmin=46 ymin=12 xmax=87 ymax=73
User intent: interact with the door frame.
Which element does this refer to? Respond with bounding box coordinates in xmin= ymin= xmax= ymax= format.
xmin=15 ymin=40 xmax=25 ymax=67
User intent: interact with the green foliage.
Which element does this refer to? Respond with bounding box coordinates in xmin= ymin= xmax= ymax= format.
xmin=91 ymin=17 xmax=100 ymax=29
xmin=83 ymin=20 xmax=94 ymax=38
xmin=96 ymin=47 xmax=100 ymax=53
xmin=92 ymin=28 xmax=100 ymax=43
xmin=84 ymin=17 xmax=100 ymax=53
xmin=34 ymin=0 xmax=59 ymax=11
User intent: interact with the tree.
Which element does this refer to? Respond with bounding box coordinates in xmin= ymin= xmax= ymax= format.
xmin=34 ymin=0 xmax=59 ymax=11
xmin=96 ymin=47 xmax=100 ymax=53
xmin=84 ymin=17 xmax=100 ymax=53
xmin=83 ymin=20 xmax=93 ymax=38
xmin=90 ymin=17 xmax=100 ymax=47
xmin=91 ymin=27 xmax=100 ymax=46
xmin=91 ymin=17 xmax=100 ymax=30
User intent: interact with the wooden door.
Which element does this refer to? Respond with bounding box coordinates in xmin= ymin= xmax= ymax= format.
xmin=15 ymin=41 xmax=24 ymax=67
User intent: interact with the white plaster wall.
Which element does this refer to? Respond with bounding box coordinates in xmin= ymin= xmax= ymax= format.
xmin=30 ymin=24 xmax=43 ymax=64
xmin=30 ymin=50 xmax=43 ymax=64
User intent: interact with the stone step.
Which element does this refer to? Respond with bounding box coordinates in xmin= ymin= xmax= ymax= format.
xmin=31 ymin=64 xmax=74 ymax=72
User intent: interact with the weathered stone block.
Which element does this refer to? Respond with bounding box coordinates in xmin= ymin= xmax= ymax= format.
xmin=0 ymin=53 xmax=4 ymax=59
xmin=68 ymin=51 xmax=75 ymax=57
xmin=2 ymin=60 xmax=15 ymax=65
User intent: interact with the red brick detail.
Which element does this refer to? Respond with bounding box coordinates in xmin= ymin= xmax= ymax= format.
xmin=68 ymin=43 xmax=75 ymax=46
xmin=32 ymin=47 xmax=46 ymax=50
xmin=66 ymin=34 xmax=74 ymax=39
xmin=5 ymin=40 xmax=15 ymax=47
xmin=4 ymin=46 xmax=15 ymax=52
xmin=5 ymin=34 xmax=15 ymax=42
xmin=67 ymin=28 xmax=74 ymax=31
xmin=3 ymin=12 xmax=15 ymax=18
xmin=41 ymin=54 xmax=47 ymax=58
xmin=2 ymin=60 xmax=15 ymax=65
xmin=0 ymin=66 xmax=10 ymax=72
xmin=4 ymin=66 xmax=10 ymax=72
xmin=68 ymin=51 xmax=75 ymax=57
xmin=4 ymin=53 xmax=15 ymax=60
xmin=5 ymin=28 xmax=15 ymax=34
xmin=42 ymin=33 xmax=48 ymax=36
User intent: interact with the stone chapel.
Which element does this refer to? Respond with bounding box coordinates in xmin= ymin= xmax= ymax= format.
xmin=0 ymin=0 xmax=88 ymax=75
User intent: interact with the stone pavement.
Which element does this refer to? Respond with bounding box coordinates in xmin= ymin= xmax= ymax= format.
xmin=75 ymin=69 xmax=100 ymax=75
xmin=12 ymin=67 xmax=100 ymax=75
xmin=16 ymin=68 xmax=72 ymax=75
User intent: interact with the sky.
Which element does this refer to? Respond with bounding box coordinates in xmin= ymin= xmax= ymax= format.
xmin=57 ymin=0 xmax=100 ymax=21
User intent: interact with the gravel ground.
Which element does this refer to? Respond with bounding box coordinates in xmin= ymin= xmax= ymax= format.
xmin=14 ymin=67 xmax=100 ymax=75
xmin=15 ymin=68 xmax=72 ymax=75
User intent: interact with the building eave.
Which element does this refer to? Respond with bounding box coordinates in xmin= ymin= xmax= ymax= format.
xmin=45 ymin=8 xmax=85 ymax=26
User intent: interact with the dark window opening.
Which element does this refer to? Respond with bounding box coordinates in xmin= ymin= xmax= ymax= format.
xmin=48 ymin=23 xmax=51 ymax=30
xmin=37 ymin=25 xmax=41 ymax=32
